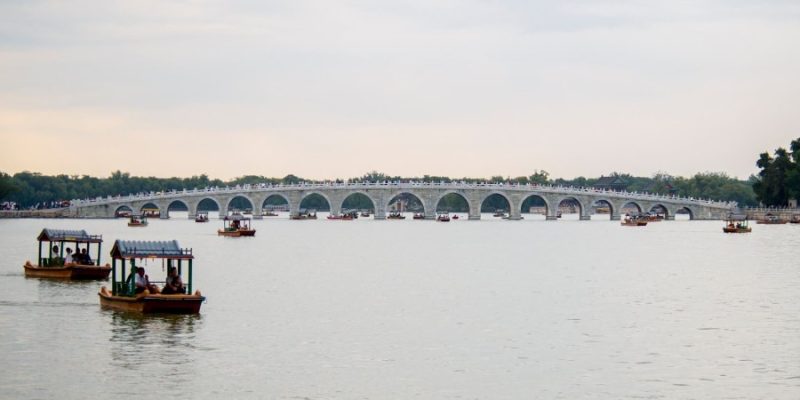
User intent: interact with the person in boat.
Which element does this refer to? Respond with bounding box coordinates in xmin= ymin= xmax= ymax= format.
xmin=161 ymin=267 xmax=186 ymax=294
xmin=64 ymin=248 xmax=74 ymax=264
xmin=79 ymin=248 xmax=93 ymax=265
xmin=134 ymin=267 xmax=160 ymax=294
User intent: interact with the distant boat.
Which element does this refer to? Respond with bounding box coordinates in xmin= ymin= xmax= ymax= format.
xmin=452 ymin=214 xmax=460 ymax=220
xmin=291 ymin=211 xmax=317 ymax=220
xmin=127 ymin=215 xmax=148 ymax=227
xmin=387 ymin=211 xmax=406 ymax=220
xmin=723 ymin=214 xmax=751 ymax=233
xmin=218 ymin=213 xmax=256 ymax=237
xmin=756 ymin=214 xmax=787 ymax=224
xmin=437 ymin=214 xmax=451 ymax=222
xmin=620 ymin=214 xmax=647 ymax=227
xmin=194 ymin=213 xmax=209 ymax=223
xmin=413 ymin=213 xmax=425 ymax=220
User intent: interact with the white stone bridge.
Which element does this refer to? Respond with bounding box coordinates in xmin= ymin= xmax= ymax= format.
xmin=67 ymin=182 xmax=735 ymax=220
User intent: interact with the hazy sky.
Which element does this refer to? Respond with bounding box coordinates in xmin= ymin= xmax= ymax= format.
xmin=1 ymin=1 xmax=799 ymax=180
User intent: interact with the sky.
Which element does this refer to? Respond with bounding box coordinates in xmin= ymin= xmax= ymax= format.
xmin=1 ymin=0 xmax=799 ymax=181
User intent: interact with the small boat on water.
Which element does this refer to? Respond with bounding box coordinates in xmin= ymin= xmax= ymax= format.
xmin=291 ymin=211 xmax=317 ymax=220
xmin=413 ymin=213 xmax=425 ymax=220
xmin=493 ymin=210 xmax=506 ymax=218
xmin=218 ymin=213 xmax=256 ymax=237
xmin=194 ymin=212 xmax=209 ymax=223
xmin=621 ymin=214 xmax=647 ymax=226
xmin=98 ymin=240 xmax=205 ymax=314
xmin=262 ymin=211 xmax=279 ymax=217
xmin=387 ymin=211 xmax=406 ymax=220
xmin=360 ymin=211 xmax=371 ymax=218
xmin=23 ymin=228 xmax=111 ymax=279
xmin=437 ymin=214 xmax=451 ymax=222
xmin=327 ymin=214 xmax=354 ymax=220
xmin=756 ymin=214 xmax=787 ymax=224
xmin=127 ymin=214 xmax=148 ymax=227
xmin=452 ymin=214 xmax=460 ymax=220
xmin=790 ymin=215 xmax=800 ymax=224
xmin=723 ymin=214 xmax=752 ymax=233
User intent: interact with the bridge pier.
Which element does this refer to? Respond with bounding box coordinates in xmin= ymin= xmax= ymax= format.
xmin=579 ymin=215 xmax=591 ymax=221
xmin=546 ymin=215 xmax=558 ymax=221
xmin=665 ymin=215 xmax=675 ymax=220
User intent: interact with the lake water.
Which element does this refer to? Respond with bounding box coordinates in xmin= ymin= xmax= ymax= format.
xmin=0 ymin=214 xmax=798 ymax=399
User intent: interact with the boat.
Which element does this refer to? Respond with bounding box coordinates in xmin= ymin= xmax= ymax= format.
xmin=437 ymin=214 xmax=451 ymax=222
xmin=23 ymin=228 xmax=111 ymax=279
xmin=723 ymin=214 xmax=752 ymax=233
xmin=413 ymin=213 xmax=425 ymax=220
xmin=243 ymin=208 xmax=253 ymax=215
xmin=218 ymin=213 xmax=256 ymax=237
xmin=790 ymin=215 xmax=800 ymax=224
xmin=493 ymin=210 xmax=506 ymax=218
xmin=262 ymin=211 xmax=279 ymax=217
xmin=115 ymin=210 xmax=132 ymax=218
xmin=620 ymin=214 xmax=647 ymax=226
xmin=127 ymin=214 xmax=148 ymax=227
xmin=141 ymin=208 xmax=160 ymax=218
xmin=360 ymin=211 xmax=371 ymax=218
xmin=452 ymin=214 xmax=460 ymax=220
xmin=327 ymin=214 xmax=354 ymax=220
xmin=387 ymin=211 xmax=406 ymax=220
xmin=756 ymin=214 xmax=787 ymax=224
xmin=194 ymin=212 xmax=209 ymax=223
xmin=98 ymin=240 xmax=205 ymax=314
xmin=645 ymin=213 xmax=664 ymax=222
xmin=290 ymin=210 xmax=317 ymax=220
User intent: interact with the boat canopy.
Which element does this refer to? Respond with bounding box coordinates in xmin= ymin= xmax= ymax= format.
xmin=37 ymin=228 xmax=102 ymax=243
xmin=726 ymin=213 xmax=748 ymax=221
xmin=224 ymin=213 xmax=250 ymax=221
xmin=110 ymin=240 xmax=193 ymax=260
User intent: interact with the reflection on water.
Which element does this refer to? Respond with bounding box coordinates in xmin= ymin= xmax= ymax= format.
xmin=107 ymin=311 xmax=203 ymax=396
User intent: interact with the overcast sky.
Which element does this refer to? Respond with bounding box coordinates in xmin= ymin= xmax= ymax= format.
xmin=1 ymin=0 xmax=799 ymax=180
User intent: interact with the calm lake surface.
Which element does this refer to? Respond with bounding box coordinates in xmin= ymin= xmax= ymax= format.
xmin=1 ymin=213 xmax=798 ymax=399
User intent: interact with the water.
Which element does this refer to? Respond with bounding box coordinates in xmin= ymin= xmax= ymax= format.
xmin=1 ymin=214 xmax=798 ymax=399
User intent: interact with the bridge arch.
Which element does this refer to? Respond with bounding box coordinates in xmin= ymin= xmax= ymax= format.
xmin=263 ymin=193 xmax=290 ymax=208
xmin=435 ymin=191 xmax=470 ymax=214
xmin=341 ymin=191 xmax=377 ymax=214
xmin=554 ymin=196 xmax=584 ymax=219
xmin=139 ymin=202 xmax=160 ymax=216
xmin=592 ymin=199 xmax=615 ymax=219
xmin=299 ymin=192 xmax=332 ymax=212
xmin=480 ymin=192 xmax=512 ymax=213
xmin=196 ymin=197 xmax=221 ymax=212
xmin=648 ymin=203 xmax=670 ymax=219
xmin=114 ymin=205 xmax=133 ymax=217
xmin=520 ymin=194 xmax=551 ymax=219
xmin=620 ymin=201 xmax=643 ymax=214
xmin=166 ymin=199 xmax=189 ymax=218
xmin=673 ymin=206 xmax=694 ymax=220
xmin=386 ymin=191 xmax=426 ymax=215
xmin=225 ymin=195 xmax=256 ymax=215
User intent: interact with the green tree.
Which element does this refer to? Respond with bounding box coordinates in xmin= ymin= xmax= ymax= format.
xmin=0 ymin=172 xmax=16 ymax=201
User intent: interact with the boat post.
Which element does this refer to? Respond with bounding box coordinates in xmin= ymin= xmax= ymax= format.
xmin=112 ymin=258 xmax=118 ymax=295
xmin=38 ymin=240 xmax=42 ymax=267
xmin=96 ymin=242 xmax=102 ymax=266
xmin=188 ymin=258 xmax=193 ymax=294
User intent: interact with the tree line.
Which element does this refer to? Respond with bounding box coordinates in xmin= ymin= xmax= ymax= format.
xmin=0 ymin=167 xmax=759 ymax=210
xmin=752 ymin=138 xmax=800 ymax=207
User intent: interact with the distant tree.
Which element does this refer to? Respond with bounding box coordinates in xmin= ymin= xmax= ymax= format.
xmin=528 ymin=170 xmax=550 ymax=185
xmin=0 ymin=172 xmax=16 ymax=201
xmin=753 ymin=138 xmax=799 ymax=206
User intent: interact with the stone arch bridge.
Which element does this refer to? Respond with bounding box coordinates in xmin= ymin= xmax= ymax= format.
xmin=68 ymin=182 xmax=734 ymax=221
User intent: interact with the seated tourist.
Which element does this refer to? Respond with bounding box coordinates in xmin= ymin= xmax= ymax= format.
xmin=134 ymin=267 xmax=160 ymax=294
xmin=161 ymin=267 xmax=186 ymax=294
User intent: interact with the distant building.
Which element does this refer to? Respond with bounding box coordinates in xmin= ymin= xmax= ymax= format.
xmin=592 ymin=176 xmax=628 ymax=192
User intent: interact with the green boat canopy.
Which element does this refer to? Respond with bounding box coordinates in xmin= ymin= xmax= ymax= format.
xmin=37 ymin=228 xmax=103 ymax=243
xmin=110 ymin=240 xmax=193 ymax=260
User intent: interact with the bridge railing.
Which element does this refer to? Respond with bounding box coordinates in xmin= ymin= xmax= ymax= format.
xmin=70 ymin=181 xmax=734 ymax=208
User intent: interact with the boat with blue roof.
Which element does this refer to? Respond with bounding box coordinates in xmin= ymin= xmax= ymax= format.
xmin=23 ymin=228 xmax=111 ymax=279
xmin=98 ymin=240 xmax=205 ymax=314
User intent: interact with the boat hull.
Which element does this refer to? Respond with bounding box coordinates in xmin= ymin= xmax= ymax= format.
xmin=723 ymin=227 xmax=752 ymax=233
xmin=621 ymin=221 xmax=647 ymax=226
xmin=24 ymin=261 xmax=111 ymax=280
xmin=98 ymin=287 xmax=204 ymax=314
xmin=217 ymin=229 xmax=256 ymax=237
xmin=128 ymin=222 xmax=147 ymax=227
